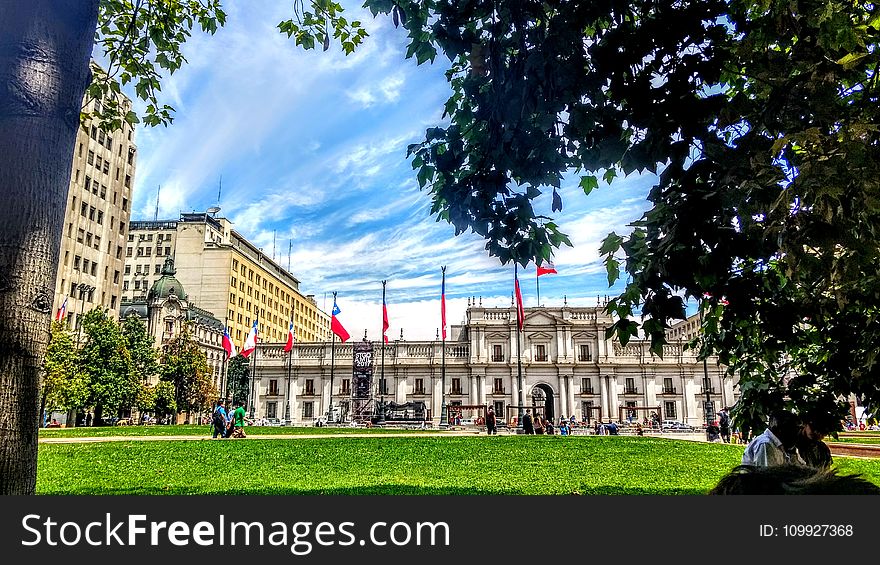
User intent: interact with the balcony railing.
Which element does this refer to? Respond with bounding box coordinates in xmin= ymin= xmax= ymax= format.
xmin=623 ymin=387 xmax=639 ymax=395
xmin=492 ymin=388 xmax=506 ymax=394
xmin=661 ymin=387 xmax=677 ymax=394
xmin=580 ymin=388 xmax=595 ymax=395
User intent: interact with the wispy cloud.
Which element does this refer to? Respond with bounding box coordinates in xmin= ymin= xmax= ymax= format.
xmin=122 ymin=1 xmax=656 ymax=341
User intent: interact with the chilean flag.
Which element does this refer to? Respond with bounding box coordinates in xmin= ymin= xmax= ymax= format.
xmin=222 ymin=327 xmax=237 ymax=359
xmin=382 ymin=297 xmax=389 ymax=344
xmin=537 ymin=260 xmax=557 ymax=277
xmin=54 ymin=296 xmax=68 ymax=322
xmin=515 ymin=269 xmax=525 ymax=331
xmin=331 ymin=300 xmax=350 ymax=342
xmin=284 ymin=321 xmax=295 ymax=352
xmin=241 ymin=319 xmax=258 ymax=358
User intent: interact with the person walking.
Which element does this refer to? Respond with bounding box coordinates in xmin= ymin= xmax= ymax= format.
xmin=486 ymin=407 xmax=498 ymax=435
xmin=211 ymin=400 xmax=227 ymax=439
xmin=718 ymin=407 xmax=732 ymax=443
xmin=231 ymin=400 xmax=247 ymax=438
xmin=534 ymin=413 xmax=545 ymax=434
xmin=522 ymin=411 xmax=535 ymax=434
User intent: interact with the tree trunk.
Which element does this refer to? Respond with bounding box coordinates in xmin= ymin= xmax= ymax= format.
xmin=0 ymin=0 xmax=99 ymax=494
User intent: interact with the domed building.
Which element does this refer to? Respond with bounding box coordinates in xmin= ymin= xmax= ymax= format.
xmin=120 ymin=256 xmax=226 ymax=392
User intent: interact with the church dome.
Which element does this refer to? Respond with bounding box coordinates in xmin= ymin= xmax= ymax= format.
xmin=148 ymin=257 xmax=188 ymax=301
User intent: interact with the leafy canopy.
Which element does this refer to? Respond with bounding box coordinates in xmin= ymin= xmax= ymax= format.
xmin=367 ymin=0 xmax=880 ymax=432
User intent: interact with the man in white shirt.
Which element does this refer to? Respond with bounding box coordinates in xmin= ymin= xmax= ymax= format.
xmin=742 ymin=411 xmax=802 ymax=467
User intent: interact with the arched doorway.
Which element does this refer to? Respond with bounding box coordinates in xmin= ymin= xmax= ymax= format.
xmin=531 ymin=384 xmax=555 ymax=422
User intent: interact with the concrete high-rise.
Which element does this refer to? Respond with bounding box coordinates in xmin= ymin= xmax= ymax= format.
xmin=123 ymin=213 xmax=331 ymax=345
xmin=53 ymin=86 xmax=137 ymax=329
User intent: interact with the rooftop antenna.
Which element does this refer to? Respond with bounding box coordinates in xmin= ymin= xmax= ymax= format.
xmin=217 ymin=175 xmax=222 ymax=207
xmin=288 ymin=239 xmax=292 ymax=272
xmin=272 ymin=230 xmax=277 ymax=261
xmin=154 ymin=185 xmax=160 ymax=221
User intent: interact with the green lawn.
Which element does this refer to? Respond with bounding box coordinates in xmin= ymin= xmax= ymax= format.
xmin=38 ymin=424 xmax=433 ymax=437
xmin=36 ymin=435 xmax=880 ymax=495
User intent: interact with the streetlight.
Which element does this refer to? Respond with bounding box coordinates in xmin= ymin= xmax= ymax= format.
xmin=75 ymin=283 xmax=95 ymax=345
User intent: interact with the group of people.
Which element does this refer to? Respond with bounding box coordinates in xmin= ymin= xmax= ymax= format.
xmin=741 ymin=409 xmax=833 ymax=468
xmin=211 ymin=399 xmax=247 ymax=439
xmin=517 ymin=412 xmax=578 ymax=435
xmin=709 ymin=409 xmax=880 ymax=494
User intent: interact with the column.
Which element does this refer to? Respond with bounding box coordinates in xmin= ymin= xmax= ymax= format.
xmin=567 ymin=375 xmax=575 ymax=421
xmin=599 ymin=375 xmax=608 ymax=420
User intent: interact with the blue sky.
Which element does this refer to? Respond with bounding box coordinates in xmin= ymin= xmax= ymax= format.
xmin=107 ymin=1 xmax=659 ymax=342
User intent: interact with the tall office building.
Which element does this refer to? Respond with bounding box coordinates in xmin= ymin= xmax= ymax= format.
xmin=123 ymin=213 xmax=331 ymax=345
xmin=53 ymin=84 xmax=137 ymax=328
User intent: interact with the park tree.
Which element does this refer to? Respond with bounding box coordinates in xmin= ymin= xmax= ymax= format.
xmin=40 ymin=322 xmax=85 ymax=425
xmin=160 ymin=322 xmax=213 ymax=422
xmin=153 ymin=380 xmax=178 ymax=421
xmin=365 ymin=0 xmax=880 ymax=436
xmin=226 ymin=355 xmax=251 ymax=408
xmin=121 ymin=314 xmax=159 ymax=384
xmin=78 ymin=308 xmax=139 ymax=424
xmin=0 ymin=0 xmax=365 ymax=494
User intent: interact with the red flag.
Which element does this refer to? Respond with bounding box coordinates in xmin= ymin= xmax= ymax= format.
xmin=331 ymin=299 xmax=350 ymax=342
xmin=382 ymin=298 xmax=389 ymax=343
xmin=222 ymin=327 xmax=237 ymax=359
xmin=515 ymin=271 xmax=525 ymax=331
xmin=537 ymin=260 xmax=557 ymax=277
xmin=284 ymin=321 xmax=294 ymax=352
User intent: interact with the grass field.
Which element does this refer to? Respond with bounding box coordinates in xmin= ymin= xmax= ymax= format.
xmin=38 ymin=424 xmax=432 ymax=438
xmin=36 ymin=435 xmax=880 ymax=495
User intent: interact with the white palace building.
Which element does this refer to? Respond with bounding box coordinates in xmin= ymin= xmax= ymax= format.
xmin=247 ymin=302 xmax=739 ymax=427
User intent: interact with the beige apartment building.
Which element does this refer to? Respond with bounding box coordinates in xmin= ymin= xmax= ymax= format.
xmin=53 ymin=88 xmax=137 ymax=328
xmin=123 ymin=213 xmax=331 ymax=346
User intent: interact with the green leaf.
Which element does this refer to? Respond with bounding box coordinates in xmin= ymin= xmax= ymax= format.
xmin=579 ymin=175 xmax=599 ymax=196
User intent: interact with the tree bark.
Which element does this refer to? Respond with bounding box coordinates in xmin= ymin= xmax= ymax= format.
xmin=0 ymin=0 xmax=99 ymax=494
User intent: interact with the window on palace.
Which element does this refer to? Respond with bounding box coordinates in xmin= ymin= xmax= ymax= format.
xmin=582 ymin=401 xmax=595 ymax=421
xmin=302 ymin=402 xmax=313 ymax=419
xmin=535 ymin=344 xmax=547 ymax=362
xmin=581 ymin=378 xmax=593 ymax=394
xmin=579 ymin=344 xmax=592 ymax=361
xmin=304 ymin=379 xmax=315 ymax=395
xmin=341 ymin=379 xmax=350 ymax=395
xmin=625 ymin=378 xmax=637 ymax=394
xmin=451 ymin=378 xmax=462 ymax=394
xmin=266 ymin=402 xmax=277 ymax=419
xmin=664 ymin=401 xmax=677 ymax=420
xmin=663 ymin=378 xmax=675 ymax=394
xmin=269 ymin=379 xmax=279 ymax=396
xmin=414 ymin=378 xmax=425 ymax=394
xmin=492 ymin=344 xmax=503 ymax=362
xmin=493 ymin=401 xmax=504 ymax=417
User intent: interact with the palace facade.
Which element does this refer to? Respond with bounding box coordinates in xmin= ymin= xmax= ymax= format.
xmin=247 ymin=304 xmax=738 ymax=426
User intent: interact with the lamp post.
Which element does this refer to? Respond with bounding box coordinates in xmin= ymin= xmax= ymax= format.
xmin=699 ymin=302 xmax=714 ymax=440
xmin=75 ymin=283 xmax=95 ymax=345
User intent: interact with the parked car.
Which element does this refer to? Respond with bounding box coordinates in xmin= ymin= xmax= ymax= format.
xmin=662 ymin=420 xmax=695 ymax=431
xmin=264 ymin=417 xmax=282 ymax=427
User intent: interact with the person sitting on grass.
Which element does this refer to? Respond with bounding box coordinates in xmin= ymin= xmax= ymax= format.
xmin=709 ymin=465 xmax=880 ymax=495
xmin=796 ymin=412 xmax=833 ymax=469
xmin=742 ymin=410 xmax=802 ymax=467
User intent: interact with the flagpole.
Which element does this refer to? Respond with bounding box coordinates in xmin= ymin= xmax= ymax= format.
xmin=285 ymin=341 xmax=292 ymax=423
xmin=249 ymin=320 xmax=257 ymax=419
xmin=536 ymin=268 xmax=540 ymax=307
xmin=516 ymin=265 xmax=524 ymax=429
xmin=439 ymin=266 xmax=448 ymax=430
xmin=329 ymin=291 xmax=337 ymax=424
xmin=379 ymin=281 xmax=387 ymax=425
